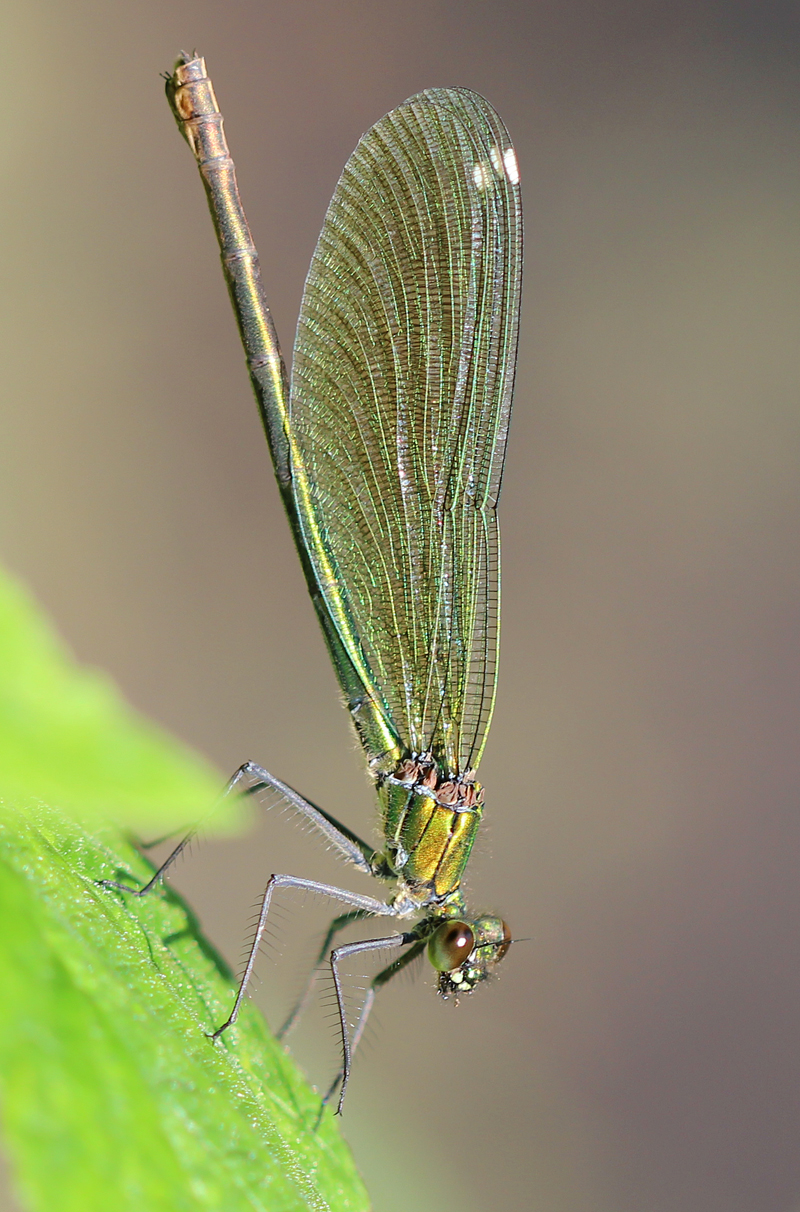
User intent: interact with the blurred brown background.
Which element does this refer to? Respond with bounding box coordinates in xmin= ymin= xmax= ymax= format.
xmin=3 ymin=1 xmax=800 ymax=1209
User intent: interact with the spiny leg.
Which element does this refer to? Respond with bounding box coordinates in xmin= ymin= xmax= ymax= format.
xmin=236 ymin=763 xmax=381 ymax=872
xmin=277 ymin=908 xmax=374 ymax=1041
xmin=211 ymin=876 xmax=399 ymax=1041
xmin=99 ymin=760 xmax=382 ymax=896
xmin=100 ymin=825 xmax=196 ymax=897
xmin=321 ymin=937 xmax=426 ymax=1117
xmin=325 ymin=934 xmax=426 ymax=1116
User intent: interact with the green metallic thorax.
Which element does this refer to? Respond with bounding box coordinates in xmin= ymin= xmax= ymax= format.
xmin=377 ymin=755 xmax=483 ymax=901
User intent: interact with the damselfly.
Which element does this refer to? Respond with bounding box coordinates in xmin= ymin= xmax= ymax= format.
xmin=107 ymin=53 xmax=523 ymax=1115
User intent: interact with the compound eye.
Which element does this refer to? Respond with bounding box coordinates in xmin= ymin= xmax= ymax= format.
xmin=496 ymin=920 xmax=513 ymax=961
xmin=428 ymin=921 xmax=475 ymax=971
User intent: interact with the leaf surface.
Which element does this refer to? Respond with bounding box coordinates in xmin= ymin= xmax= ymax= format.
xmin=0 ymin=806 xmax=368 ymax=1212
xmin=0 ymin=568 xmax=232 ymax=831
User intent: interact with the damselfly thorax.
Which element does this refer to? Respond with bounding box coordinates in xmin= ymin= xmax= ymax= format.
xmin=378 ymin=754 xmax=484 ymax=899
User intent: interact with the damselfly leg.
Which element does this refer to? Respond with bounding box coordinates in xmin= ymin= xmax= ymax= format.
xmin=322 ymin=935 xmax=427 ymax=1115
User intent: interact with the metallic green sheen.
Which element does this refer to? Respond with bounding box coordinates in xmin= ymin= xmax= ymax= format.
xmin=378 ymin=777 xmax=482 ymax=897
xmin=289 ymin=89 xmax=523 ymax=776
xmin=162 ymin=58 xmax=523 ymax=1114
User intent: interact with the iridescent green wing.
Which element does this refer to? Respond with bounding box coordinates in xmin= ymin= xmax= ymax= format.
xmin=288 ymin=88 xmax=523 ymax=775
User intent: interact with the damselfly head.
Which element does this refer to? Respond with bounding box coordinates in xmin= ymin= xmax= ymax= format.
xmin=428 ymin=914 xmax=512 ymax=997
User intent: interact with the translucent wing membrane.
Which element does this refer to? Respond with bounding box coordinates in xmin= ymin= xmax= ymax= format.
xmin=289 ymin=88 xmax=523 ymax=773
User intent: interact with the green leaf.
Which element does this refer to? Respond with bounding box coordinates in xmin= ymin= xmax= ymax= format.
xmin=0 ymin=567 xmax=234 ymax=831
xmin=0 ymin=567 xmax=369 ymax=1209
xmin=0 ymin=804 xmax=369 ymax=1212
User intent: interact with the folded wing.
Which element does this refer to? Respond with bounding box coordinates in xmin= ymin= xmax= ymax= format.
xmin=289 ymin=88 xmax=523 ymax=774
